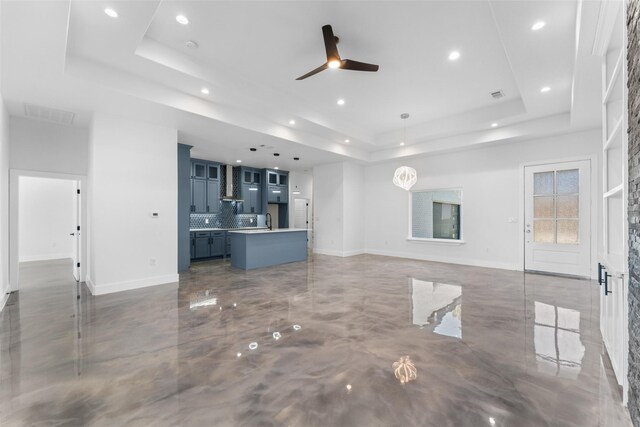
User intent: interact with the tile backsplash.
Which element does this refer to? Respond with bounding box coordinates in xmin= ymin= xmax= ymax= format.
xmin=190 ymin=202 xmax=265 ymax=229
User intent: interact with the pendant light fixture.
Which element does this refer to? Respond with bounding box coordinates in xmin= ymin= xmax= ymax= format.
xmin=393 ymin=113 xmax=417 ymax=191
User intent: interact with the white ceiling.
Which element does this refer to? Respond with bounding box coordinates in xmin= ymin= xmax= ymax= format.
xmin=0 ymin=0 xmax=603 ymax=170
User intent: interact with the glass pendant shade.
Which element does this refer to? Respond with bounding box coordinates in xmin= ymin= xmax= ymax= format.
xmin=393 ymin=166 xmax=417 ymax=191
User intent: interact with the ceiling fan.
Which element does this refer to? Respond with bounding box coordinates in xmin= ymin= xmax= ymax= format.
xmin=296 ymin=25 xmax=379 ymax=80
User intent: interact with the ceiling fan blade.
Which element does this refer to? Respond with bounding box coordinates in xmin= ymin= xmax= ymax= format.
xmin=322 ymin=25 xmax=340 ymax=62
xmin=296 ymin=63 xmax=328 ymax=80
xmin=341 ymin=59 xmax=379 ymax=72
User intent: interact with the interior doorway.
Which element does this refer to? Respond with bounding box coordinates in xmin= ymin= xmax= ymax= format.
xmin=9 ymin=170 xmax=86 ymax=292
xmin=523 ymin=160 xmax=591 ymax=278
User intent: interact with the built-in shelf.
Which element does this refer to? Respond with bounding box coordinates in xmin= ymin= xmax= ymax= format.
xmin=603 ymin=184 xmax=623 ymax=199
xmin=603 ymin=49 xmax=624 ymax=104
xmin=604 ymin=117 xmax=623 ymax=150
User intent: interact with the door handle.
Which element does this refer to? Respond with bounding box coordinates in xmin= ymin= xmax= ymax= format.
xmin=604 ymin=272 xmax=612 ymax=296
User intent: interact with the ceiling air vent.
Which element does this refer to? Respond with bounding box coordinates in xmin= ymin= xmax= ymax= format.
xmin=24 ymin=103 xmax=75 ymax=125
xmin=490 ymin=90 xmax=505 ymax=100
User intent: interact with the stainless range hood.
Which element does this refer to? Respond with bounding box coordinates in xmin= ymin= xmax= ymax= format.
xmin=221 ymin=165 xmax=243 ymax=202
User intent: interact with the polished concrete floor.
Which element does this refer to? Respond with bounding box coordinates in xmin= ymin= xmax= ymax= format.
xmin=0 ymin=255 xmax=632 ymax=426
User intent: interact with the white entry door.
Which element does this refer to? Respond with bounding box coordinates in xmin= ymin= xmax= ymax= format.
xmin=294 ymin=198 xmax=311 ymax=248
xmin=524 ymin=160 xmax=591 ymax=277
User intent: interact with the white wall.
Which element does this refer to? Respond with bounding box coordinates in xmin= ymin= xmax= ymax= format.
xmin=342 ymin=162 xmax=365 ymax=255
xmin=313 ymin=162 xmax=365 ymax=256
xmin=88 ymin=112 xmax=178 ymax=295
xmin=364 ymin=130 xmax=602 ymax=271
xmin=10 ymin=116 xmax=89 ymax=175
xmin=0 ymin=1 xmax=10 ymax=310
xmin=18 ymin=176 xmax=76 ymax=262
xmin=313 ymin=163 xmax=344 ymax=255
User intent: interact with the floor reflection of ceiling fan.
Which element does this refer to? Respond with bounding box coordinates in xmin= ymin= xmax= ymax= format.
xmin=296 ymin=25 xmax=379 ymax=80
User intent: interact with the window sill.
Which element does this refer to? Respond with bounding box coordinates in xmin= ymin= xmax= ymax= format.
xmin=407 ymin=238 xmax=465 ymax=245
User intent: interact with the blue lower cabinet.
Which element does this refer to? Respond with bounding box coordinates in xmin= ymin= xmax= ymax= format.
xmin=211 ymin=232 xmax=225 ymax=256
xmin=194 ymin=236 xmax=211 ymax=258
xmin=190 ymin=231 xmax=229 ymax=259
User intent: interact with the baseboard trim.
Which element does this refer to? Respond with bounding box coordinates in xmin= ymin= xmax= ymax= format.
xmin=19 ymin=254 xmax=74 ymax=263
xmin=313 ymin=248 xmax=365 ymax=258
xmin=86 ymin=274 xmax=180 ymax=296
xmin=363 ymin=249 xmax=520 ymax=271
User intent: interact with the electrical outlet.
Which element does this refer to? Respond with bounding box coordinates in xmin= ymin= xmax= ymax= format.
xmin=149 ymin=258 xmax=156 ymax=266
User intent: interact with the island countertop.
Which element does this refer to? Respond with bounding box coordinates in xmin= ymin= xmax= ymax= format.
xmin=227 ymin=228 xmax=308 ymax=235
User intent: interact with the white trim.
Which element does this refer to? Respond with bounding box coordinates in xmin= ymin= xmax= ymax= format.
xmin=86 ymin=274 xmax=179 ymax=296
xmin=19 ymin=254 xmax=75 ymax=263
xmin=406 ymin=238 xmax=465 ymax=245
xmin=591 ymin=0 xmax=622 ymax=56
xmin=365 ymin=248 xmax=519 ymax=271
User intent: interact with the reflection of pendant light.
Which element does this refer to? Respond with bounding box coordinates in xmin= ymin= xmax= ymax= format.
xmin=393 ymin=113 xmax=417 ymax=190
xmin=393 ymin=355 xmax=417 ymax=384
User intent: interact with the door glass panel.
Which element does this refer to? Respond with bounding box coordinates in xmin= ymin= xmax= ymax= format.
xmin=556 ymin=195 xmax=579 ymax=219
xmin=557 ymin=220 xmax=579 ymax=244
xmin=556 ymin=169 xmax=578 ymax=194
xmin=208 ymin=166 xmax=218 ymax=180
xmin=194 ymin=164 xmax=206 ymax=178
xmin=534 ymin=172 xmax=554 ymax=195
xmin=534 ymin=197 xmax=554 ymax=218
xmin=534 ymin=220 xmax=555 ymax=243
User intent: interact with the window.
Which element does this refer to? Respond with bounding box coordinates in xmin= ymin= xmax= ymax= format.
xmin=410 ymin=189 xmax=462 ymax=241
xmin=533 ymin=169 xmax=579 ymax=244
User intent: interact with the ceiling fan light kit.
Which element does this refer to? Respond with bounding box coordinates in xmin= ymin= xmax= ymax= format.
xmin=296 ymin=25 xmax=379 ymax=80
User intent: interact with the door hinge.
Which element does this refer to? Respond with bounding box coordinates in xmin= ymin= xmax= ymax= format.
xmin=77 ymin=189 xmax=81 ymax=194
xmin=77 ymin=226 xmax=80 ymax=231
xmin=77 ymin=262 xmax=80 ymax=268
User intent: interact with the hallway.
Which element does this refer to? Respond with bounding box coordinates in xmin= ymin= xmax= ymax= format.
xmin=0 ymin=257 xmax=632 ymax=426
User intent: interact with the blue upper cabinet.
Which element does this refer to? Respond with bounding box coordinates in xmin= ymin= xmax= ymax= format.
xmin=191 ymin=159 xmax=221 ymax=213
xmin=240 ymin=167 xmax=263 ymax=213
xmin=265 ymin=169 xmax=288 ymax=204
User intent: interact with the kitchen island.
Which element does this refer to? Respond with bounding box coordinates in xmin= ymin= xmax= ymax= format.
xmin=228 ymin=228 xmax=307 ymax=270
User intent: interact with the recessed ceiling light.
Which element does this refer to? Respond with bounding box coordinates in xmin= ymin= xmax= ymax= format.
xmin=289 ymin=120 xmax=295 ymax=125
xmin=293 ymin=157 xmax=299 ymax=161
xmin=250 ymin=148 xmax=257 ymax=152
xmin=540 ymin=86 xmax=551 ymax=93
xmin=236 ymin=160 xmax=242 ymax=163
xmin=345 ymin=139 xmax=350 ymax=143
xmin=337 ymin=99 xmax=345 ymax=105
xmin=531 ymin=21 xmax=546 ymax=31
xmin=176 ymin=15 xmax=189 ymax=25
xmin=400 ymin=142 xmax=405 ymax=146
xmin=201 ymin=88 xmax=209 ymax=95
xmin=448 ymin=51 xmax=460 ymax=61
xmin=274 ymin=166 xmax=279 ymax=170
xmin=491 ymin=122 xmax=498 ymax=127
xmin=274 ymin=153 xmax=280 ymax=157
xmin=104 ymin=8 xmax=118 ymax=18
